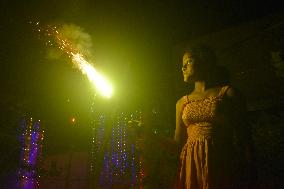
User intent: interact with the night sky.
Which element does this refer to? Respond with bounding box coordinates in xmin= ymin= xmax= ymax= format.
xmin=1 ymin=0 xmax=283 ymax=152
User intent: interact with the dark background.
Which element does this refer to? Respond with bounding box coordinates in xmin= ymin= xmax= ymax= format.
xmin=1 ymin=0 xmax=283 ymax=187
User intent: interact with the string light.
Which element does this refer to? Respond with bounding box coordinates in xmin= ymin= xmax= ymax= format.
xmin=19 ymin=117 xmax=44 ymax=189
xmin=91 ymin=111 xmax=145 ymax=188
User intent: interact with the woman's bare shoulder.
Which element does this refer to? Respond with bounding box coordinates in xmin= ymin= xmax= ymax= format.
xmin=223 ymin=86 xmax=246 ymax=109
xmin=225 ymin=86 xmax=242 ymax=99
xmin=176 ymin=96 xmax=187 ymax=108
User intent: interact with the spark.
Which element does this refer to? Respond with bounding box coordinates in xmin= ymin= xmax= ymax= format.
xmin=71 ymin=53 xmax=113 ymax=98
xmin=30 ymin=21 xmax=113 ymax=98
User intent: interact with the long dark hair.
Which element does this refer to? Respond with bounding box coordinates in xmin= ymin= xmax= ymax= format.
xmin=184 ymin=44 xmax=216 ymax=67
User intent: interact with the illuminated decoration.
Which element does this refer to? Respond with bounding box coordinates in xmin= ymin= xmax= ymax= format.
xmin=19 ymin=117 xmax=44 ymax=189
xmin=29 ymin=21 xmax=113 ymax=98
xmin=71 ymin=117 xmax=76 ymax=124
xmin=90 ymin=114 xmax=106 ymax=181
xmin=90 ymin=111 xmax=145 ymax=188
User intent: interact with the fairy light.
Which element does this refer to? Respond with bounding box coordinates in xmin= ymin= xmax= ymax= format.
xmin=91 ymin=111 xmax=144 ymax=188
xmin=19 ymin=117 xmax=44 ymax=189
xmin=90 ymin=113 xmax=108 ymax=188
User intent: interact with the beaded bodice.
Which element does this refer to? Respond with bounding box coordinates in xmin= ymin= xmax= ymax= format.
xmin=182 ymin=96 xmax=221 ymax=126
xmin=181 ymin=86 xmax=229 ymax=141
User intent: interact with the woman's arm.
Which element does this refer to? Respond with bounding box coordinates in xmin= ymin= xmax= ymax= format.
xmin=226 ymin=87 xmax=257 ymax=186
xmin=174 ymin=97 xmax=187 ymax=147
xmin=226 ymin=89 xmax=250 ymax=142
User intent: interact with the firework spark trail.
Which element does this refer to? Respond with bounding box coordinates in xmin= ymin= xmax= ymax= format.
xmin=30 ymin=21 xmax=113 ymax=98
xmin=71 ymin=53 xmax=113 ymax=98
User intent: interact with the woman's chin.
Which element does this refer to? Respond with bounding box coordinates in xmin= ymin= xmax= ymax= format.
xmin=184 ymin=76 xmax=194 ymax=83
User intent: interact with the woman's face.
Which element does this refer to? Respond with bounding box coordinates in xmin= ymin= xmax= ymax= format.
xmin=182 ymin=52 xmax=195 ymax=82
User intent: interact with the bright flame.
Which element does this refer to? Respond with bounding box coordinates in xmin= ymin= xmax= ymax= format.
xmin=72 ymin=53 xmax=113 ymax=98
xmin=30 ymin=21 xmax=113 ymax=98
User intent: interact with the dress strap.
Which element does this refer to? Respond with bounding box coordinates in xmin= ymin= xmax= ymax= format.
xmin=183 ymin=95 xmax=189 ymax=104
xmin=218 ymin=85 xmax=230 ymax=98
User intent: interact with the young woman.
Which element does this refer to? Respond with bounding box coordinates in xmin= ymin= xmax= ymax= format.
xmin=174 ymin=45 xmax=252 ymax=189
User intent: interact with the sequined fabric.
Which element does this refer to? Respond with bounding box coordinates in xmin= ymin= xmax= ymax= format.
xmin=176 ymin=86 xmax=233 ymax=189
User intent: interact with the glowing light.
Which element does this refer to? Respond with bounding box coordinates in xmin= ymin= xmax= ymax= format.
xmin=91 ymin=111 xmax=145 ymax=188
xmin=30 ymin=21 xmax=113 ymax=98
xmin=72 ymin=118 xmax=75 ymax=122
xmin=71 ymin=53 xmax=113 ymax=98
xmin=19 ymin=118 xmax=44 ymax=189
xmin=71 ymin=117 xmax=76 ymax=123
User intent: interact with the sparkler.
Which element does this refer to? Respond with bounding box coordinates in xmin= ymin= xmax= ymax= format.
xmin=30 ymin=21 xmax=113 ymax=98
xmin=72 ymin=53 xmax=113 ymax=98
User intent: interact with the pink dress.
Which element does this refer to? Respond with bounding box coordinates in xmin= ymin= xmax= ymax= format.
xmin=176 ymin=86 xmax=237 ymax=189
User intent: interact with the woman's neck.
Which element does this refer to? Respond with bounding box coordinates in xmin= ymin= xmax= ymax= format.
xmin=194 ymin=81 xmax=206 ymax=93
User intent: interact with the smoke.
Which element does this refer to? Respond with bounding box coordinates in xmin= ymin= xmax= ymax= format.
xmin=46 ymin=23 xmax=93 ymax=61
xmin=61 ymin=24 xmax=92 ymax=56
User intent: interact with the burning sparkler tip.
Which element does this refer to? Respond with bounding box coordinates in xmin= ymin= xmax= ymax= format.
xmin=31 ymin=21 xmax=114 ymax=98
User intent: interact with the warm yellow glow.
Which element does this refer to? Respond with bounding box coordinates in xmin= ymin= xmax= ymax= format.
xmin=71 ymin=117 xmax=76 ymax=124
xmin=71 ymin=53 xmax=113 ymax=98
